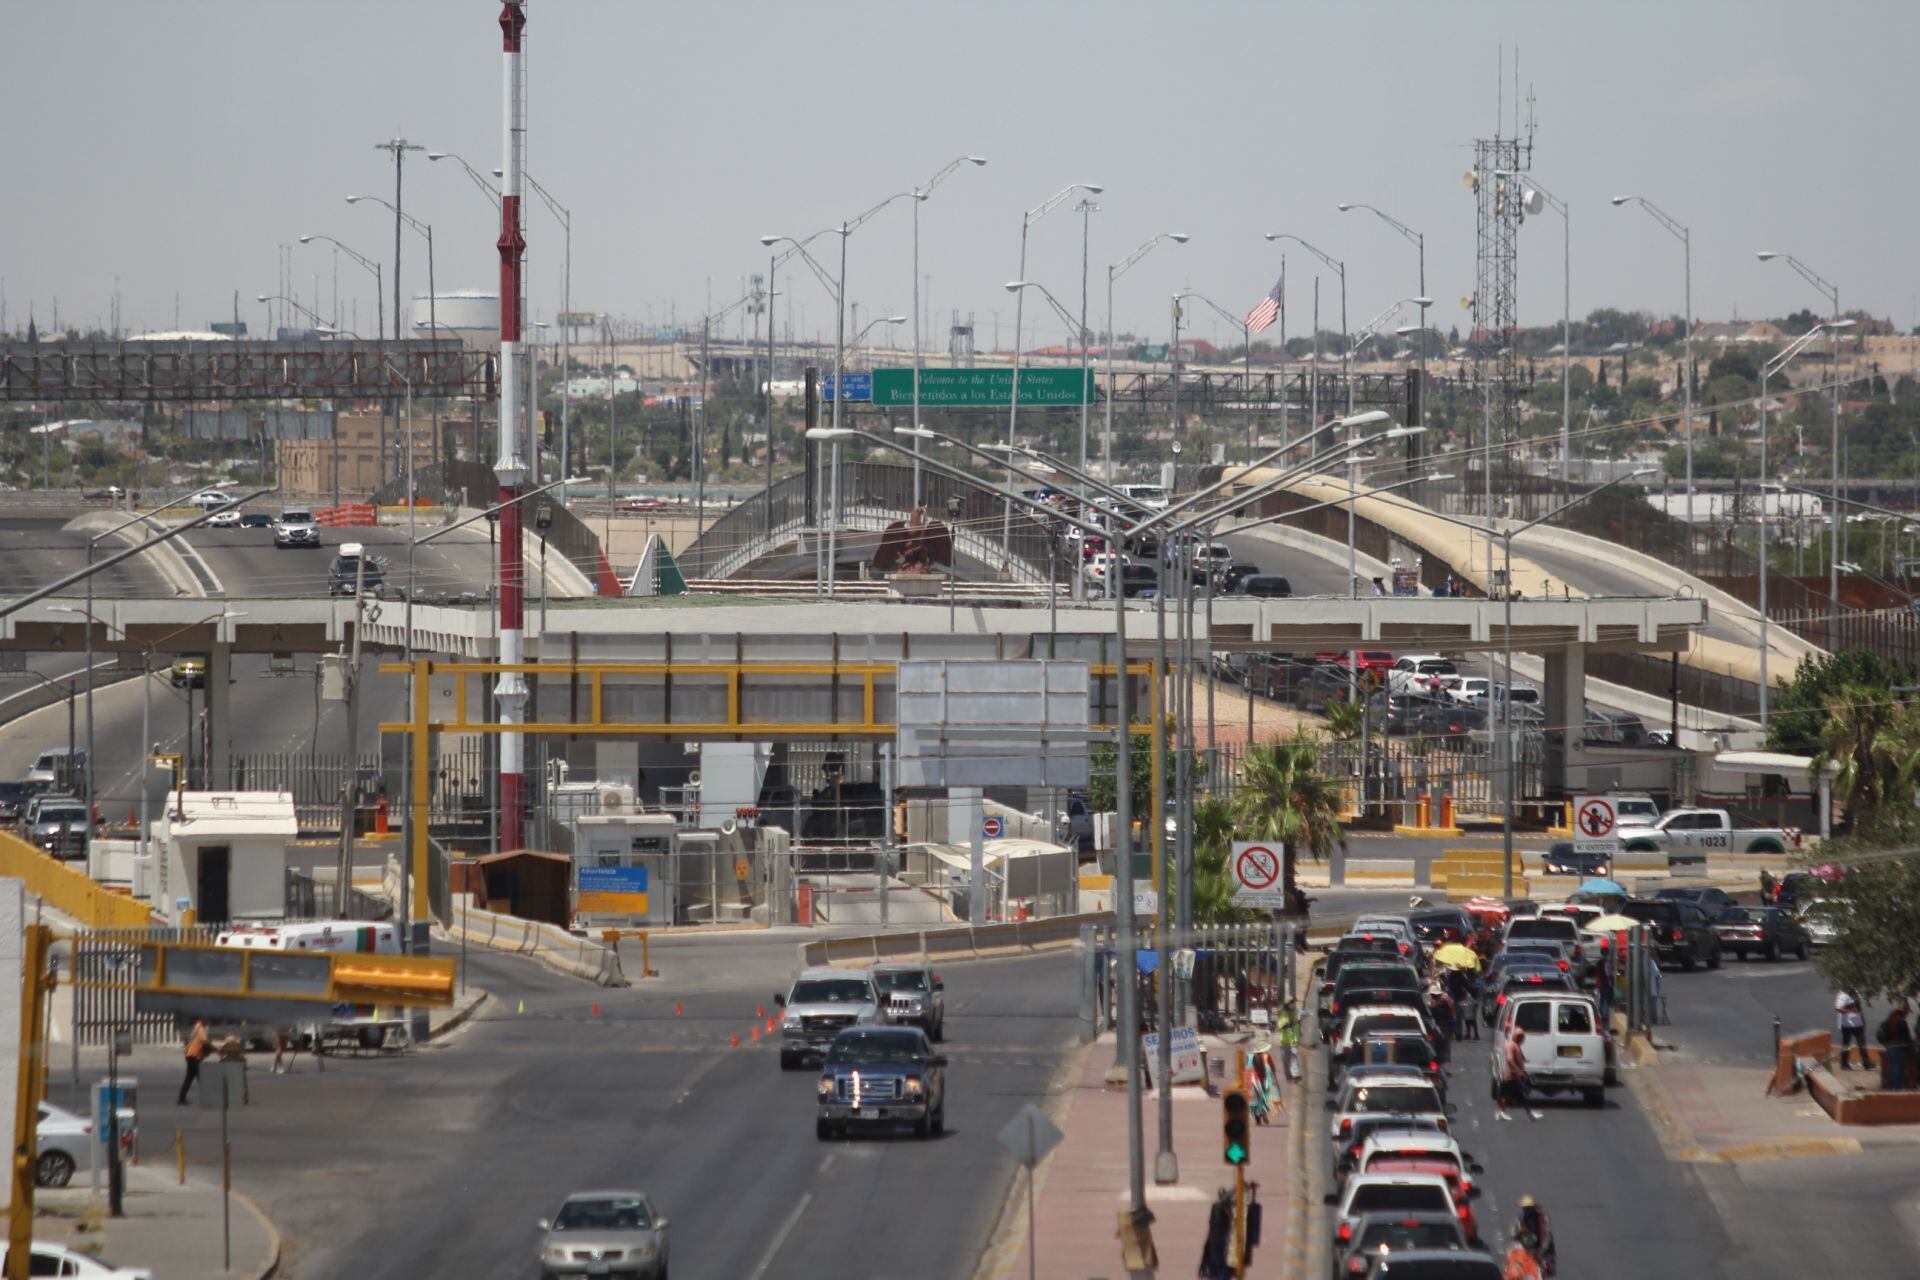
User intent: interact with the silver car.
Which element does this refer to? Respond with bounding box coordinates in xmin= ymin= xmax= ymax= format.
xmin=538 ymin=1191 xmax=669 ymax=1280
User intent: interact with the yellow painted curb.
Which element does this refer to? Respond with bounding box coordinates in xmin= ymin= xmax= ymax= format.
xmin=1393 ymin=826 xmax=1464 ymax=837
xmin=1704 ymin=1136 xmax=1863 ymax=1163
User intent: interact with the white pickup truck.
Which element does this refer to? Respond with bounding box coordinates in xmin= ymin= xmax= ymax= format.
xmin=1614 ymin=807 xmax=1800 ymax=862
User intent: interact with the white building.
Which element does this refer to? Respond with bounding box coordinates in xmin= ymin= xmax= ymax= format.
xmin=153 ymin=791 xmax=298 ymax=927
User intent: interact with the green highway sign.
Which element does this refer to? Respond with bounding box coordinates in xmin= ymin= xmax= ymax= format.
xmin=871 ymin=367 xmax=1093 ymax=408
xmin=1135 ymin=343 xmax=1169 ymax=361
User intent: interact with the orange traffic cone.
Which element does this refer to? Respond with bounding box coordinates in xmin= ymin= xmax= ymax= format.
xmin=674 ymin=1001 xmax=683 ymax=1017
xmin=730 ymin=1033 xmax=740 ymax=1049
xmin=751 ymin=1026 xmax=760 ymax=1042
xmin=591 ymin=1003 xmax=600 ymax=1017
xmin=757 ymin=1003 xmax=766 ymax=1019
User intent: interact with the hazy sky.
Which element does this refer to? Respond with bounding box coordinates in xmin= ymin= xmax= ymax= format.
xmin=4 ymin=0 xmax=1914 ymax=351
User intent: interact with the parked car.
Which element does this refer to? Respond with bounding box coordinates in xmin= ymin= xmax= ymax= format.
xmin=1713 ymin=905 xmax=1811 ymax=962
xmin=536 ymin=1190 xmax=668 ymax=1280
xmin=1 ymin=1242 xmax=152 ymax=1280
xmin=615 ymin=495 xmax=667 ymax=513
xmin=1618 ymin=898 xmax=1723 ymax=970
xmin=1389 ymin=655 xmax=1459 ymax=695
xmin=1219 ymin=563 xmax=1264 ymax=593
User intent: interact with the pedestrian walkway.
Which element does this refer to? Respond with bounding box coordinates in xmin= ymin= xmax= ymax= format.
xmin=33 ymin=1162 xmax=279 ymax=1279
xmin=983 ymin=1032 xmax=1288 ymax=1278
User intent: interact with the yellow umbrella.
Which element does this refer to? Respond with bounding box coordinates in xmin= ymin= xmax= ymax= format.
xmin=1432 ymin=942 xmax=1481 ymax=970
xmin=1584 ymin=914 xmax=1639 ymax=932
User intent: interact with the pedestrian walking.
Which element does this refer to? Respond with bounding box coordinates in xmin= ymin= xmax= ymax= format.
xmin=1446 ymin=967 xmax=1473 ymax=1041
xmin=1497 ymin=1029 xmax=1536 ymax=1121
xmin=1759 ymin=868 xmax=1776 ymax=904
xmin=1877 ymin=1005 xmax=1914 ymax=1090
xmin=1594 ymin=943 xmax=1614 ymax=1024
xmin=176 ymin=1018 xmax=210 ymax=1105
xmin=1835 ymin=991 xmax=1869 ymax=1070
xmin=1275 ymin=999 xmax=1302 ymax=1083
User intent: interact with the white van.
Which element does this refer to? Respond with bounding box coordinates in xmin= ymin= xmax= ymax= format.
xmin=1490 ymin=992 xmax=1609 ymax=1105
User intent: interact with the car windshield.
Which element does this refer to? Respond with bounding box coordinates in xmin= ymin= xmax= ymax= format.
xmin=825 ymin=1032 xmax=927 ymax=1065
xmin=1348 ymin=1085 xmax=1441 ymax=1114
xmin=1351 ymin=1013 xmax=1424 ymax=1039
xmin=1509 ymin=919 xmax=1576 ymax=940
xmin=788 ymin=979 xmax=872 ymax=1005
xmin=36 ymin=806 xmax=86 ymax=821
xmin=1359 ymin=1220 xmax=1463 ymax=1251
xmin=553 ymin=1198 xmax=651 ymax=1231
xmin=873 ymin=970 xmax=928 ymax=992
xmin=280 ymin=511 xmax=312 ymax=523
xmin=1349 ymin=1184 xmax=1450 ymax=1214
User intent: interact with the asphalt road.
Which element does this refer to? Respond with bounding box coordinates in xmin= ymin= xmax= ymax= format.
xmin=0 ymin=517 xmax=171 ymax=598
xmin=180 ymin=520 xmax=526 ymax=601
xmin=81 ymin=945 xmax=1082 ymax=1280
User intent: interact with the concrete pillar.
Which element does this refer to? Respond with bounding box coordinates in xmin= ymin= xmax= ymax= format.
xmin=206 ymin=643 xmax=232 ymax=789
xmin=1541 ymin=642 xmax=1585 ymax=798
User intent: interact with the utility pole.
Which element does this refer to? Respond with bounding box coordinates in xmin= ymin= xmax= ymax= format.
xmin=334 ymin=556 xmax=366 ymax=910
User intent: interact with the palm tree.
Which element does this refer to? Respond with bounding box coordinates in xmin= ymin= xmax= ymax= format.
xmin=1812 ymin=683 xmax=1913 ymax=822
xmin=1230 ymin=728 xmax=1348 ymax=899
xmin=1189 ymin=795 xmax=1244 ymax=923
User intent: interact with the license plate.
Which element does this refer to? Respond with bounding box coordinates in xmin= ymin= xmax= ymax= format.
xmin=857 ymin=1108 xmax=880 ymax=1119
xmin=1557 ymin=1045 xmax=1584 ymax=1058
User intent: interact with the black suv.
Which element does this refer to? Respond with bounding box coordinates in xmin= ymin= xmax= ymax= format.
xmin=1620 ymin=897 xmax=1723 ymax=970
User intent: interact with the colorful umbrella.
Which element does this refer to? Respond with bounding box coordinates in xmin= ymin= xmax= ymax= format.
xmin=1583 ymin=913 xmax=1639 ymax=932
xmin=1579 ymin=877 xmax=1626 ymax=897
xmin=1432 ymin=942 xmax=1482 ymax=970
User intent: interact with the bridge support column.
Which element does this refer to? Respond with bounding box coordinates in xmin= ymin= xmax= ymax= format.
xmin=1542 ymin=642 xmax=1585 ymax=799
xmin=206 ymin=643 xmax=232 ymax=789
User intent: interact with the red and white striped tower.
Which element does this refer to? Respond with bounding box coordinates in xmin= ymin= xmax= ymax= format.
xmin=494 ymin=0 xmax=530 ymax=847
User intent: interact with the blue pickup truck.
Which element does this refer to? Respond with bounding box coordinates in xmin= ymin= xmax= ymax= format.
xmin=816 ymin=1025 xmax=948 ymax=1140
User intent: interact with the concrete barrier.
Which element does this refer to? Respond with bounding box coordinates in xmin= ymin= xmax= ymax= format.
xmin=443 ymin=902 xmax=629 ymax=986
xmin=1444 ymin=873 xmax=1529 ymax=900
xmin=1344 ymin=859 xmax=1416 ymax=885
xmin=796 ymin=910 xmax=1114 ymax=970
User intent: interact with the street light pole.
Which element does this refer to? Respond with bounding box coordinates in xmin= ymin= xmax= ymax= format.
xmin=1104 ymin=234 xmax=1190 ymax=483
xmin=1339 ymin=203 xmax=1427 ymax=472
xmin=1612 ymin=196 xmax=1692 ymax=563
xmin=909 ymin=156 xmax=989 ymax=509
xmin=1759 ymin=251 xmax=1845 ymax=633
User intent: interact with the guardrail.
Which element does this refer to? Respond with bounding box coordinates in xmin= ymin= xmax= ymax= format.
xmin=796 ymin=910 xmax=1114 ymax=969
xmin=0 ymin=831 xmax=156 ymax=928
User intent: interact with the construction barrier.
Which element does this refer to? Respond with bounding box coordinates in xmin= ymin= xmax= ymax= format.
xmin=796 ymin=910 xmax=1115 ymax=969
xmin=316 ymin=503 xmax=377 ymax=527
xmin=0 ymin=832 xmax=157 ymax=928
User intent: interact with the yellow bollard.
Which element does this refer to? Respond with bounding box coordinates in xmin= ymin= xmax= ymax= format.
xmin=175 ymin=1131 xmax=185 ymax=1185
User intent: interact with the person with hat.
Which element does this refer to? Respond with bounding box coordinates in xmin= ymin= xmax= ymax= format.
xmin=1515 ymin=1195 xmax=1556 ymax=1274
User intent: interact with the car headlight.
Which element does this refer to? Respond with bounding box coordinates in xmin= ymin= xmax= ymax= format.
xmin=903 ymin=1076 xmax=924 ymax=1097
xmin=782 ymin=1015 xmax=801 ymax=1029
xmin=542 ymin=1246 xmax=567 ymax=1262
xmin=817 ymin=1077 xmax=835 ymax=1098
xmin=636 ymin=1243 xmax=657 ymax=1260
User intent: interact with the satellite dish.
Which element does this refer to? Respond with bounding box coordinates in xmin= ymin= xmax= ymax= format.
xmin=1462 ymin=170 xmax=1480 ymax=191
xmin=1522 ymin=188 xmax=1546 ymax=216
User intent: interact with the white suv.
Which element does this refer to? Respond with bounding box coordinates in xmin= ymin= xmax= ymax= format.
xmin=273 ymin=509 xmax=320 ymax=549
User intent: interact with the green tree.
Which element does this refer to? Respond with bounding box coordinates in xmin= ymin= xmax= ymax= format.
xmin=1190 ymin=795 xmax=1246 ymax=923
xmin=1229 ymin=730 xmax=1347 ymax=898
xmin=1805 ymin=808 xmax=1920 ymax=1003
xmin=1767 ymin=649 xmax=1914 ymax=756
xmin=1323 ymin=697 xmax=1362 ymax=741
xmin=1812 ymin=688 xmax=1920 ymax=822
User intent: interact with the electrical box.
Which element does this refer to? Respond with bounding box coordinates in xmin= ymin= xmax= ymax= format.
xmin=319 ymin=654 xmax=348 ymax=702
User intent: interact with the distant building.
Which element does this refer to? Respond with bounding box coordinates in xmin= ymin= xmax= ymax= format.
xmin=275 ymin=412 xmax=434 ymax=498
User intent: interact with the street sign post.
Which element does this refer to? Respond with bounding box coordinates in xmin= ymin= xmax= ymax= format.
xmin=998 ymin=1102 xmax=1064 ymax=1280
xmin=871 ymin=367 xmax=1094 ymax=408
xmin=1230 ymin=841 xmax=1287 ymax=908
xmin=981 ymin=814 xmax=1005 ymax=840
xmin=1572 ymin=795 xmax=1621 ymax=856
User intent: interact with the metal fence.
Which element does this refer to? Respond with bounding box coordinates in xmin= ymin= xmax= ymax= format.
xmin=678 ymin=458 xmax=1058 ymax=582
xmin=1201 ymin=732 xmax=1538 ymax=812
xmin=71 ymin=924 xmax=215 ymax=1048
xmin=1088 ymin=919 xmax=1301 ymax=1039
xmin=230 ymin=751 xmax=382 ymax=833
xmin=283 ymin=868 xmax=390 ymax=922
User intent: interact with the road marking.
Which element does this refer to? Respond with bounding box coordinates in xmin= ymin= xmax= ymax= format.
xmin=744 ymin=1191 xmax=811 ymax=1280
xmin=817 ymin=1151 xmax=838 ymax=1175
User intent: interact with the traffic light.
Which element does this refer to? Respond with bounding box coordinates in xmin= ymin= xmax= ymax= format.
xmin=1222 ymin=1090 xmax=1250 ymax=1165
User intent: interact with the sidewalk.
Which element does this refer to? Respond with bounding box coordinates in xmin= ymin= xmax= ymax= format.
xmin=34 ymin=1163 xmax=279 ymax=1279
xmin=984 ymin=1032 xmax=1290 ymax=1279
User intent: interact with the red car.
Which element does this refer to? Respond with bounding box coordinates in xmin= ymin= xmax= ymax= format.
xmin=616 ymin=495 xmax=667 ymax=513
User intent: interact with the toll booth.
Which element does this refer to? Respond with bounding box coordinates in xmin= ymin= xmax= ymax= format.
xmin=571 ymin=811 xmax=679 ymax=927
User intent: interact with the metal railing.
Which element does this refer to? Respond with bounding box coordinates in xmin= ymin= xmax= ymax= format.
xmin=678 ymin=459 xmax=1057 ymax=583
xmin=284 ymin=868 xmax=390 ymax=922
xmin=72 ymin=924 xmax=216 ymax=1047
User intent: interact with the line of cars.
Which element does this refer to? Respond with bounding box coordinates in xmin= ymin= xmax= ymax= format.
xmin=1317 ymin=903 xmax=1619 ymax=1278
xmin=535 ymin=960 xmax=949 ymax=1278
xmin=1 ymin=748 xmax=96 ymax=860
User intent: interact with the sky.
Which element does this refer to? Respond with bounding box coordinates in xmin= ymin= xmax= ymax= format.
xmin=3 ymin=0 xmax=1914 ymax=353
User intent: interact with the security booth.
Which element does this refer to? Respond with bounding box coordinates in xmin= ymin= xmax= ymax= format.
xmin=470 ymin=849 xmax=572 ymax=926
xmin=571 ymin=811 xmax=679 ymax=927
xmin=153 ymin=791 xmax=298 ymax=927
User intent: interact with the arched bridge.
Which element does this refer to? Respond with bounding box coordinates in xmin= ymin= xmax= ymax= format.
xmin=680 ymin=460 xmax=1057 ymax=584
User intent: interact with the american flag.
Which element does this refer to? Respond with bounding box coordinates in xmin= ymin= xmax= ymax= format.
xmin=1244 ymin=277 xmax=1283 ymax=334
